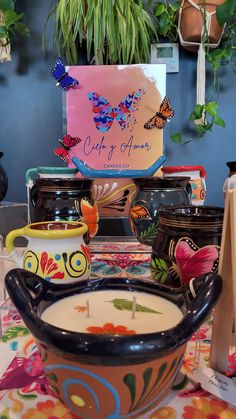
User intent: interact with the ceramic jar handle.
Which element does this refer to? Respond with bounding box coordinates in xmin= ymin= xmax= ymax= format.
xmin=25 ymin=168 xmax=38 ymax=185
xmin=5 ymin=268 xmax=46 ymax=321
xmin=5 ymin=227 xmax=27 ymax=266
xmin=174 ymin=272 xmax=222 ymax=344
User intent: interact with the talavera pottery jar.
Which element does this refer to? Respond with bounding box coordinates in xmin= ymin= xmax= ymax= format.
xmin=130 ymin=177 xmax=192 ymax=246
xmin=223 ymin=161 xmax=236 ymax=193
xmin=5 ymin=221 xmax=91 ymax=284
xmin=29 ymin=178 xmax=99 ymax=239
xmin=0 ymin=151 xmax=8 ymax=201
xmin=162 ymin=165 xmax=206 ymax=205
xmin=151 ymin=205 xmax=224 ymax=287
xmin=5 ymin=269 xmax=222 ymax=419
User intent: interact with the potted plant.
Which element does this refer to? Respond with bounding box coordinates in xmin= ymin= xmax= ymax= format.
xmin=47 ymin=0 xmax=157 ymax=65
xmin=0 ymin=0 xmax=29 ymax=62
xmin=154 ymin=0 xmax=236 ymax=144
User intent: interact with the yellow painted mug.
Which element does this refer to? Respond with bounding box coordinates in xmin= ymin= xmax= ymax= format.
xmin=6 ymin=221 xmax=91 ymax=284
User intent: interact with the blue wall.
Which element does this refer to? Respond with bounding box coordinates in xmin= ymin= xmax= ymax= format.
xmin=0 ymin=0 xmax=235 ymax=207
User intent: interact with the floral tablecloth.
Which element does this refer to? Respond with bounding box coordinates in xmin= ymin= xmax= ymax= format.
xmin=0 ymin=249 xmax=236 ymax=419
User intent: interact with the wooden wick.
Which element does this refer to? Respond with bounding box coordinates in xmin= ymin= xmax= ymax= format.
xmin=131 ymin=296 xmax=136 ymax=319
xmin=86 ymin=299 xmax=90 ymax=318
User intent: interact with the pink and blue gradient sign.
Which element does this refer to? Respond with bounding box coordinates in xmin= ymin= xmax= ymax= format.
xmin=65 ymin=64 xmax=166 ymax=172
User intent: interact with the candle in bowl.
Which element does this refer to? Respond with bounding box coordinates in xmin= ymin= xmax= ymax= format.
xmin=41 ymin=290 xmax=183 ymax=335
xmin=5 ymin=270 xmax=222 ymax=419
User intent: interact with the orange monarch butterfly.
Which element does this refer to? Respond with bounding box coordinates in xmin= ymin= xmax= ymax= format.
xmin=130 ymin=205 xmax=151 ymax=221
xmin=144 ymin=96 xmax=174 ymax=129
xmin=80 ymin=197 xmax=99 ymax=238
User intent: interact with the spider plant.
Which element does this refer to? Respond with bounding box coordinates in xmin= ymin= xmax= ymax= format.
xmin=47 ymin=0 xmax=157 ymax=65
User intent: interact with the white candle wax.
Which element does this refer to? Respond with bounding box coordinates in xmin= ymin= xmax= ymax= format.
xmin=41 ymin=290 xmax=183 ymax=335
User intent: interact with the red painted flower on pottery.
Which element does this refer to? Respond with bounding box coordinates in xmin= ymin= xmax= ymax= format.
xmin=74 ymin=305 xmax=87 ymax=313
xmin=174 ymin=238 xmax=219 ymax=284
xmin=87 ymin=323 xmax=137 ymax=335
xmin=190 ymin=327 xmax=209 ymax=341
xmin=40 ymin=251 xmax=65 ymax=281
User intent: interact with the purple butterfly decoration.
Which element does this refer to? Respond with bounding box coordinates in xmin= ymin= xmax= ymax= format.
xmin=51 ymin=57 xmax=79 ymax=90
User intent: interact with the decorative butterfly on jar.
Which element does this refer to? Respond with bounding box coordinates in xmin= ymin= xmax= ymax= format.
xmin=51 ymin=57 xmax=79 ymax=90
xmin=144 ymin=96 xmax=174 ymax=129
xmin=54 ymin=134 xmax=81 ymax=163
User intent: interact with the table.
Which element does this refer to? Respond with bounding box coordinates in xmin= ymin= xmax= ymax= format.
xmin=0 ymin=242 xmax=236 ymax=419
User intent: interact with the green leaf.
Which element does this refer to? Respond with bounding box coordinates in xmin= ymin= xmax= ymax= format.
xmin=123 ymin=373 xmax=136 ymax=410
xmin=139 ymin=222 xmax=158 ymax=242
xmin=0 ymin=0 xmax=14 ymax=11
xmin=0 ymin=25 xmax=7 ymax=37
xmin=214 ymin=116 xmax=225 ymax=127
xmin=205 ymin=101 xmax=219 ymax=117
xmin=108 ymin=299 xmax=162 ymax=314
xmin=193 ymin=104 xmax=204 ymax=119
xmin=155 ymin=3 xmax=165 ymax=17
xmin=222 ymin=46 xmax=232 ymax=61
xmin=16 ymin=391 xmax=37 ymax=400
xmin=170 ymin=132 xmax=183 ymax=144
xmin=1 ymin=326 xmax=30 ymax=342
xmin=216 ymin=0 xmax=236 ymax=26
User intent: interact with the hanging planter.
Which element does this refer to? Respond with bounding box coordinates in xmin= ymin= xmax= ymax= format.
xmin=178 ymin=0 xmax=225 ymax=52
xmin=177 ymin=0 xmax=226 ymax=125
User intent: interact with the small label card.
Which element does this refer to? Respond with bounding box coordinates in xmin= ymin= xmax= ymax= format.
xmin=194 ymin=367 xmax=236 ymax=407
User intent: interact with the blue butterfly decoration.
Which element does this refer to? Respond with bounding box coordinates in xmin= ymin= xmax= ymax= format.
xmin=51 ymin=57 xmax=79 ymax=90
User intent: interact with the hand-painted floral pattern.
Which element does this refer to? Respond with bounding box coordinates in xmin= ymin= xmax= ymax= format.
xmin=149 ymin=406 xmax=177 ymax=418
xmin=87 ymin=322 xmax=137 ymax=335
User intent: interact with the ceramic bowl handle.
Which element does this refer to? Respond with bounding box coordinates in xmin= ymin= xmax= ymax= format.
xmin=174 ymin=272 xmax=222 ymax=343
xmin=25 ymin=167 xmax=38 ymax=184
xmin=5 ymin=268 xmax=46 ymax=322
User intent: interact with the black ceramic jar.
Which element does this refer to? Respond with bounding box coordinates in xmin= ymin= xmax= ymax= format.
xmin=29 ymin=178 xmax=99 ymax=239
xmin=129 ymin=177 xmax=192 ymax=246
xmin=151 ymin=205 xmax=224 ymax=288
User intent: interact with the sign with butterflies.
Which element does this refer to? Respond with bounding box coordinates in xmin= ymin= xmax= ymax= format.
xmin=65 ymin=65 xmax=167 ymax=173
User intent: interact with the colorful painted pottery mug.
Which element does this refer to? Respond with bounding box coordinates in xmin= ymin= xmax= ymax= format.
xmin=5 ymin=221 xmax=91 ymax=284
xmin=162 ymin=165 xmax=207 ymax=205
xmin=130 ymin=176 xmax=192 ymax=246
xmin=151 ymin=205 xmax=224 ymax=287
xmin=5 ymin=269 xmax=222 ymax=419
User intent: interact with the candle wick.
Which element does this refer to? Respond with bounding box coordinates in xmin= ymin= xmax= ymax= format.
xmin=86 ymin=299 xmax=90 ymax=318
xmin=131 ymin=296 xmax=136 ymax=320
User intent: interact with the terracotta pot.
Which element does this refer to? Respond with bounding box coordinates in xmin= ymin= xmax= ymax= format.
xmin=179 ymin=0 xmax=225 ymax=52
xmin=5 ymin=269 xmax=222 ymax=419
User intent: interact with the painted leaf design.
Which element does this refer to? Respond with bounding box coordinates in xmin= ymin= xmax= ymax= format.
xmin=108 ymin=299 xmax=162 ymax=314
xmin=123 ymin=373 xmax=136 ymax=411
xmin=140 ymin=222 xmax=158 ymax=242
xmin=16 ymin=390 xmax=37 ymax=399
xmin=151 ymin=257 xmax=168 ymax=283
xmin=1 ymin=326 xmax=30 ymax=342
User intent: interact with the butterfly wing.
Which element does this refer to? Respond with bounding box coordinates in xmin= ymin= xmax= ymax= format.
xmin=116 ymin=88 xmax=146 ymax=130
xmin=53 ymin=147 xmax=69 ymax=163
xmin=87 ymin=92 xmax=115 ymax=133
xmin=175 ymin=239 xmax=219 ymax=285
xmin=159 ymin=96 xmax=174 ymax=120
xmin=80 ymin=197 xmax=99 ymax=238
xmin=59 ymin=74 xmax=79 ymax=90
xmin=61 ymin=134 xmax=81 ymax=148
xmin=144 ymin=114 xmax=166 ymax=129
xmin=51 ymin=57 xmax=65 ymax=80
xmin=130 ymin=205 xmax=151 ymax=221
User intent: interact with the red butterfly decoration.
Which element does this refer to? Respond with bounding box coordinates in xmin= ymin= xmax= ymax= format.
xmin=54 ymin=134 xmax=81 ymax=163
xmin=144 ymin=96 xmax=174 ymax=129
